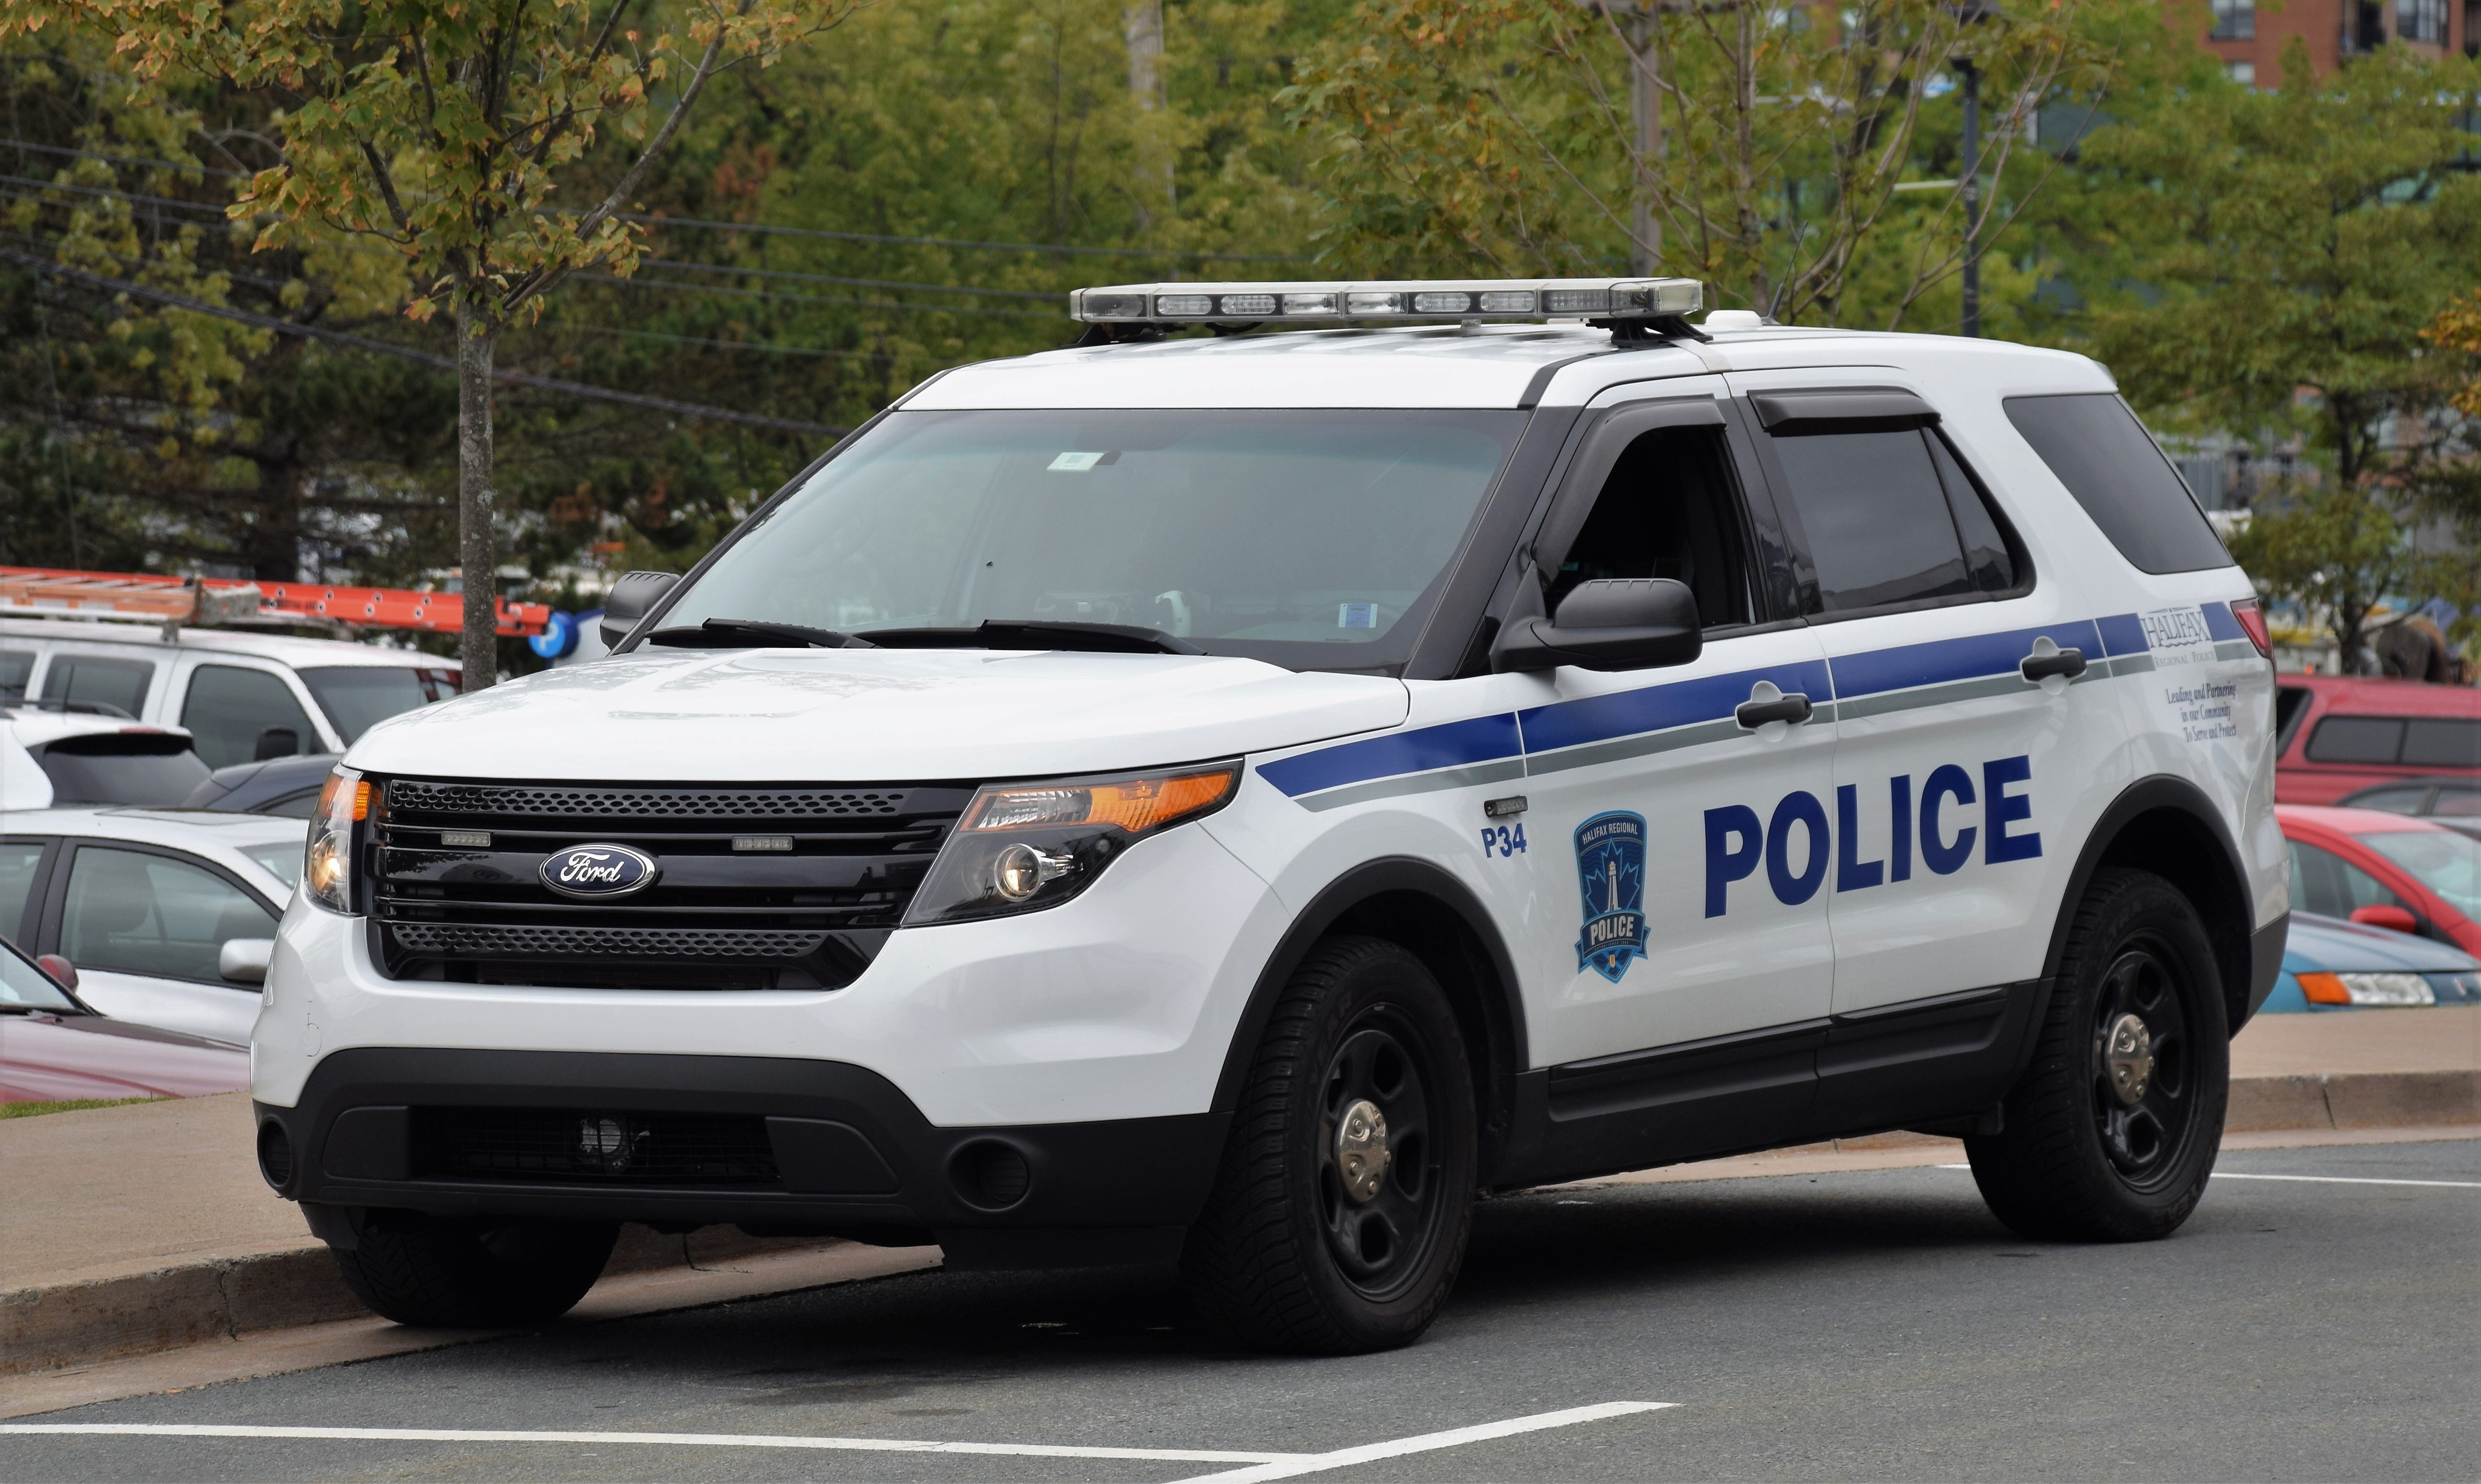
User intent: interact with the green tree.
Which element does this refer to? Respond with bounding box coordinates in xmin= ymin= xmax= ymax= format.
xmin=1278 ymin=0 xmax=2152 ymax=326
xmin=3 ymin=0 xmax=862 ymax=686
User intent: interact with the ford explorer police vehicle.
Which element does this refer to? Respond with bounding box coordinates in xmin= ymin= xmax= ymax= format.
xmin=252 ymin=278 xmax=2286 ymax=1354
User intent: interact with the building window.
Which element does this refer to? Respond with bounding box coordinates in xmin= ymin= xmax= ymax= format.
xmin=2227 ymin=59 xmax=2257 ymax=84
xmin=2398 ymin=0 xmax=2447 ymax=41
xmin=2210 ymin=0 xmax=2254 ymax=38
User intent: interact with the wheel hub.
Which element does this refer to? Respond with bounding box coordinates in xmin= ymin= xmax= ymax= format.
xmin=2104 ymin=1012 xmax=2153 ymax=1107
xmin=1334 ymin=1098 xmax=1391 ymax=1203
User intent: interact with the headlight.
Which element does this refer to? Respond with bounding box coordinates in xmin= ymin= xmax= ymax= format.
xmin=903 ymin=761 xmax=1241 ymax=925
xmin=305 ymin=766 xmax=367 ymax=915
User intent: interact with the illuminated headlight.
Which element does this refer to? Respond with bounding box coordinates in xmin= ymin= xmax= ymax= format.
xmin=305 ymin=766 xmax=368 ymax=914
xmin=904 ymin=761 xmax=1241 ymax=925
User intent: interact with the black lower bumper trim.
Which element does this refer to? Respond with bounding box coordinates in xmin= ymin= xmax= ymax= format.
xmin=260 ymin=1048 xmax=1227 ymax=1261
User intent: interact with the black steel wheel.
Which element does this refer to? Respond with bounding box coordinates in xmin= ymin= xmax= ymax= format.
xmin=1968 ymin=867 xmax=2229 ymax=1242
xmin=1183 ymin=935 xmax=1477 ymax=1353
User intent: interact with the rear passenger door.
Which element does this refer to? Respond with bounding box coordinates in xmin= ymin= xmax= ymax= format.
xmin=31 ymin=842 xmax=278 ymax=1044
xmin=1729 ymin=375 xmax=2125 ymax=1115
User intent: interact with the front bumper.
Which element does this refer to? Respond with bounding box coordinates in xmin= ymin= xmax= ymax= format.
xmin=258 ymin=1047 xmax=1227 ymax=1269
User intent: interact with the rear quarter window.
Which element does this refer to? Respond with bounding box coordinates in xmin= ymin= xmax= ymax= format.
xmin=2003 ymin=394 xmax=2232 ymax=575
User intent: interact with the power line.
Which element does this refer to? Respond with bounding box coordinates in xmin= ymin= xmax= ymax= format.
xmin=0 ymin=138 xmax=1308 ymax=262
xmin=603 ymin=271 xmax=1067 ymax=320
xmin=640 ymin=257 xmax=1060 ymax=302
xmin=524 ymin=322 xmax=899 ymax=363
xmin=1 ymin=245 xmax=846 ymax=437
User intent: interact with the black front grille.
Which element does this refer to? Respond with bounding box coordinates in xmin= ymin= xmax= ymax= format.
xmin=367 ymin=776 xmax=973 ymax=990
xmin=414 ymin=1106 xmax=781 ymax=1186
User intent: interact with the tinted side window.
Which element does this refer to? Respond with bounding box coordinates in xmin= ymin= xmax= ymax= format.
xmin=2401 ymin=718 xmax=2481 ymax=769
xmin=183 ymin=666 xmax=318 ymax=770
xmin=2286 ymin=839 xmax=2406 ymax=919
xmin=0 ymin=651 xmax=32 ymax=705
xmin=0 ymin=840 xmax=46 ymax=945
xmin=1551 ymin=425 xmax=1754 ymax=627
xmin=2307 ymin=716 xmax=2403 ymax=765
xmin=2003 ymin=394 xmax=2231 ymax=574
xmin=1767 ymin=428 xmax=1971 ymax=612
xmin=59 ymin=846 xmax=275 ymax=983
xmin=39 ymin=655 xmax=156 ymax=718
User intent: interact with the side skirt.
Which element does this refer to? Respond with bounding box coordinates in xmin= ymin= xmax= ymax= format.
xmin=1487 ymin=980 xmax=2044 ymax=1191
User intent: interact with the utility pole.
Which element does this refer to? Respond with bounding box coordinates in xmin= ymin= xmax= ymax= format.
xmin=1959 ymin=55 xmax=1980 ymax=338
xmin=1627 ymin=6 xmax=1660 ymax=274
xmin=1125 ymin=0 xmax=1174 ymax=217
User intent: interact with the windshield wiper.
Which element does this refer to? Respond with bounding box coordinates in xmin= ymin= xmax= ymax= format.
xmin=867 ymin=619 xmax=1205 ymax=655
xmin=645 ymin=619 xmax=879 ymax=650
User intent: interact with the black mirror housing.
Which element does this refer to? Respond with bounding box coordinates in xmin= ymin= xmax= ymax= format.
xmin=600 ymin=570 xmax=681 ymax=650
xmin=1492 ymin=577 xmax=1701 ymax=673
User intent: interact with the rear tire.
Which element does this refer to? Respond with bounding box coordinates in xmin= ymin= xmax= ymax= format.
xmin=1966 ymin=868 xmax=2228 ymax=1241
xmin=327 ymin=1212 xmax=619 ymax=1328
xmin=1182 ymin=935 xmax=1478 ymax=1353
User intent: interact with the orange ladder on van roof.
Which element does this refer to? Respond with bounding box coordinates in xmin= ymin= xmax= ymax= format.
xmin=0 ymin=566 xmax=553 ymax=637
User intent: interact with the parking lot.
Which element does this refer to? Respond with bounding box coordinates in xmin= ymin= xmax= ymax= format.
xmin=6 ymin=1137 xmax=2472 ymax=1483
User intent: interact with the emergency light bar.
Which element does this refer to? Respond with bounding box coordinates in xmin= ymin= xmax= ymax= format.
xmin=1067 ymin=276 xmax=1705 ymax=326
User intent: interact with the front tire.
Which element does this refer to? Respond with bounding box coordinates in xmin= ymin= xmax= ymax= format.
xmin=1182 ymin=936 xmax=1478 ymax=1353
xmin=327 ymin=1212 xmax=620 ymax=1328
xmin=1966 ymin=868 xmax=2229 ymax=1241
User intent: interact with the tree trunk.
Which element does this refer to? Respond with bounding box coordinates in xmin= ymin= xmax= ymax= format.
xmin=454 ymin=304 xmax=500 ymax=693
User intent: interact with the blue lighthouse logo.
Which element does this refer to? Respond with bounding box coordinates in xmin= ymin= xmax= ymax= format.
xmin=1574 ymin=811 xmax=1649 ymax=982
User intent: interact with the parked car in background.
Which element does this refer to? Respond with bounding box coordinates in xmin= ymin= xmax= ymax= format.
xmin=182 ymin=753 xmax=342 ymax=818
xmin=1 ymin=709 xmax=211 ymax=809
xmin=2258 ymin=910 xmax=2481 ymax=1011
xmin=2278 ymin=804 xmax=2481 ymax=957
xmin=0 ymin=935 xmax=250 ymax=1100
xmin=2273 ymin=674 xmax=2481 ymax=804
xmin=0 ymin=619 xmax=459 ymax=770
xmin=0 ymin=807 xmax=302 ymax=1045
xmin=2337 ymin=776 xmax=2481 ymax=840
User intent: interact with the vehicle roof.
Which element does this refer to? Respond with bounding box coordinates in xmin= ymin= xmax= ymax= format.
xmin=0 ymin=805 xmax=308 ymax=850
xmin=2276 ymin=803 xmax=2455 ymax=836
xmin=0 ymin=710 xmax=190 ymax=746
xmin=2281 ymin=911 xmax=2481 ymax=973
xmin=906 ymin=321 xmax=2113 ymax=412
xmin=0 ymin=617 xmax=457 ymax=669
xmin=2273 ymin=673 xmax=2481 ymax=716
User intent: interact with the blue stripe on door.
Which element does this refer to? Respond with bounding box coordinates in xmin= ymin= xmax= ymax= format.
xmin=1827 ymin=620 xmax=2102 ymax=699
xmin=1514 ymin=659 xmax=1834 ymax=756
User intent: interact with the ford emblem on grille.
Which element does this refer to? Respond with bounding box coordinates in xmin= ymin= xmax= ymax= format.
xmin=540 ymin=843 xmax=659 ymax=900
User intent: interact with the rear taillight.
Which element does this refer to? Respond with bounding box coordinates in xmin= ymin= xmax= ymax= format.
xmin=2232 ymin=598 xmax=2272 ymax=659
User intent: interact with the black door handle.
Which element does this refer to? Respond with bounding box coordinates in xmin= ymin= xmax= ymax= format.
xmin=1736 ymin=693 xmax=1814 ymax=728
xmin=2021 ymin=647 xmax=2088 ymax=682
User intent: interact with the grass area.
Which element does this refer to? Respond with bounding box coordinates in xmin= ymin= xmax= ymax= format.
xmin=0 ymin=1097 xmax=164 ymax=1119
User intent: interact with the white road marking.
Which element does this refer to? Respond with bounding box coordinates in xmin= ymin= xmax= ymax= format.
xmin=1161 ymin=1401 xmax=1677 ymax=1483
xmin=1934 ymin=1164 xmax=2481 ymax=1189
xmin=0 ymin=1401 xmax=1679 ymax=1478
xmin=0 ymin=1424 xmax=1296 ymax=1464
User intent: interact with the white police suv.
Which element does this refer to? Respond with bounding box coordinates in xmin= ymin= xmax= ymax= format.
xmin=253 ymin=280 xmax=2286 ymax=1353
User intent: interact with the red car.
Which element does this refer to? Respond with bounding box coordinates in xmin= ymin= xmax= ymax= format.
xmin=2274 ymin=674 xmax=2481 ymax=804
xmin=0 ymin=941 xmax=249 ymax=1103
xmin=2277 ymin=804 xmax=2481 ymax=957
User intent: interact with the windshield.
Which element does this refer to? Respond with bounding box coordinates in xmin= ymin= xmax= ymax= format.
xmin=299 ymin=666 xmax=456 ymax=744
xmin=2359 ymin=829 xmax=2481 ymax=921
xmin=656 ymin=409 xmax=1528 ymax=672
xmin=0 ymin=942 xmax=77 ymax=1011
xmin=36 ymin=734 xmax=212 ymax=806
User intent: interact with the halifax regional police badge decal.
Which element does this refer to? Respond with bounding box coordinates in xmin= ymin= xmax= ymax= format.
xmin=1574 ymin=811 xmax=1650 ymax=982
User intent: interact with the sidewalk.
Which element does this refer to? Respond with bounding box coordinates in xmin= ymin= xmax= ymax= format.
xmin=4 ymin=1007 xmax=2473 ymax=1408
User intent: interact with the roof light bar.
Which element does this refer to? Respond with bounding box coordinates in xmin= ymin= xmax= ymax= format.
xmin=1068 ymin=277 xmax=1705 ymax=326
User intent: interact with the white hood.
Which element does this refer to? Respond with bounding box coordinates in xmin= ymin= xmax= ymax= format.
xmin=347 ymin=648 xmax=1408 ymax=782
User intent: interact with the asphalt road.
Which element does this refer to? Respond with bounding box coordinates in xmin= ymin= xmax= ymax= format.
xmin=7 ymin=1139 xmax=2475 ymax=1482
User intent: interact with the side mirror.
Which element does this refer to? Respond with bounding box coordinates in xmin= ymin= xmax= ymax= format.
xmin=253 ymin=726 xmax=300 ymax=761
xmin=600 ymin=570 xmax=681 ymax=649
xmin=1493 ymin=577 xmax=1701 ymax=674
xmin=2349 ymin=904 xmax=2420 ymax=935
xmin=218 ymin=937 xmax=275 ymax=985
xmin=36 ymin=953 xmax=78 ymax=992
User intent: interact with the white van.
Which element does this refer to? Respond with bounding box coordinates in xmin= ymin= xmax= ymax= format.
xmin=0 ymin=621 xmax=460 ymax=771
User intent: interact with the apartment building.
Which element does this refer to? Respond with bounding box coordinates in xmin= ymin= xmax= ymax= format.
xmin=2195 ymin=0 xmax=2474 ymax=83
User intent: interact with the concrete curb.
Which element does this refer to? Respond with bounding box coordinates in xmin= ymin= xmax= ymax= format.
xmin=6 ymin=1069 xmax=2475 ymax=1382
xmin=0 ymin=1224 xmax=831 ymax=1378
